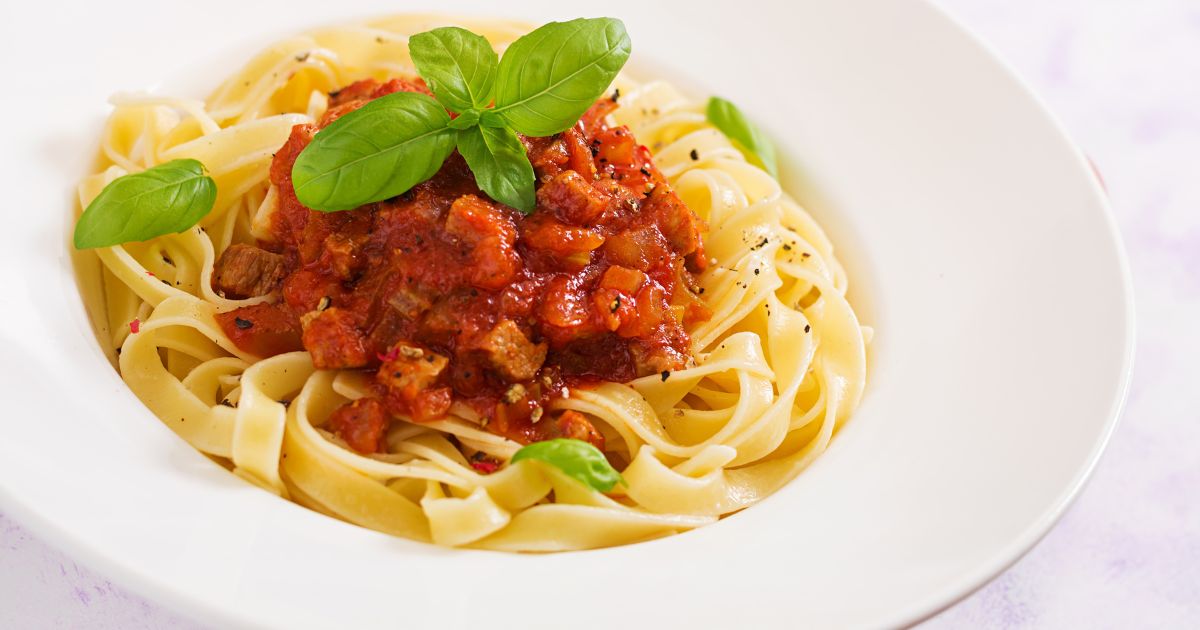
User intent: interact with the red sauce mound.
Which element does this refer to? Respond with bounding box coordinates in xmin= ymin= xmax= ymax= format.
xmin=214 ymin=78 xmax=710 ymax=453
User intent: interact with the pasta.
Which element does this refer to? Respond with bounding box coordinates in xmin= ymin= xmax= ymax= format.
xmin=74 ymin=15 xmax=869 ymax=551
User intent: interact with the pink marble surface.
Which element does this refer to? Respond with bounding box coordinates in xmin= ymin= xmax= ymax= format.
xmin=2 ymin=0 xmax=1197 ymax=627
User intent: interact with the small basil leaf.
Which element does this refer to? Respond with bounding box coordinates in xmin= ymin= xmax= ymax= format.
xmin=292 ymin=92 xmax=457 ymax=211
xmin=73 ymin=159 xmax=216 ymax=249
xmin=447 ymin=108 xmax=482 ymax=130
xmin=409 ymin=26 xmax=499 ymax=112
xmin=478 ymin=110 xmax=508 ymax=128
xmin=457 ymin=125 xmax=535 ymax=212
xmin=492 ymin=17 xmax=631 ymax=136
xmin=705 ymin=96 xmax=779 ymax=178
xmin=510 ymin=438 xmax=625 ymax=492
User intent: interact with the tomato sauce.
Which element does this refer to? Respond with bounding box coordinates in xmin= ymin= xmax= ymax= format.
xmin=214 ymin=77 xmax=710 ymax=453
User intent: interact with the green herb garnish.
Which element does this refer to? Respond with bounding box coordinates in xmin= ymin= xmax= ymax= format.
xmin=73 ymin=159 xmax=216 ymax=249
xmin=490 ymin=18 xmax=632 ymax=137
xmin=457 ymin=124 xmax=537 ymax=213
xmin=292 ymin=18 xmax=632 ymax=214
xmin=706 ymin=96 xmax=779 ymax=178
xmin=510 ymin=438 xmax=625 ymax=492
xmin=292 ymin=92 xmax=457 ymax=212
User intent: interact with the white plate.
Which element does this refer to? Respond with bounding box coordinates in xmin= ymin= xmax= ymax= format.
xmin=0 ymin=0 xmax=1132 ymax=627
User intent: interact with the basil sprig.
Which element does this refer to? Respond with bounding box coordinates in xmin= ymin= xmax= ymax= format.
xmin=511 ymin=438 xmax=625 ymax=492
xmin=292 ymin=18 xmax=631 ymax=214
xmin=73 ymin=159 xmax=216 ymax=249
xmin=706 ymin=96 xmax=779 ymax=178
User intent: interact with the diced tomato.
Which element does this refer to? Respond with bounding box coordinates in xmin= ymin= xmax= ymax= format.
xmin=215 ymin=303 xmax=303 ymax=358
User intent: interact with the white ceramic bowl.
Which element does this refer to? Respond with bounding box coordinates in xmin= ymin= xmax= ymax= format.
xmin=0 ymin=0 xmax=1132 ymax=627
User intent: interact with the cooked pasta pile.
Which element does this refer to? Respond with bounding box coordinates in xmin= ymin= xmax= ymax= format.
xmin=76 ymin=15 xmax=869 ymax=551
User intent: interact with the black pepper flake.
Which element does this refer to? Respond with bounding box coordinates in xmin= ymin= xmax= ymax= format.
xmin=660 ymin=370 xmax=671 ymax=382
xmin=219 ymin=399 xmax=235 ymax=408
xmin=804 ymin=324 xmax=811 ymax=333
xmin=590 ymin=145 xmax=600 ymax=157
xmin=234 ymin=317 xmax=253 ymax=330
xmin=689 ymin=149 xmax=699 ymax=161
xmin=698 ymin=288 xmax=705 ymax=294
xmin=783 ymin=244 xmax=793 ymax=251
xmin=160 ymin=252 xmax=174 ymax=266
xmin=802 ymin=252 xmax=812 ymax=258
xmin=639 ymin=167 xmax=651 ymax=177
xmin=611 ymin=88 xmax=620 ymax=103
xmin=754 ymin=268 xmax=760 ymax=275
xmin=610 ymin=295 xmax=622 ymax=312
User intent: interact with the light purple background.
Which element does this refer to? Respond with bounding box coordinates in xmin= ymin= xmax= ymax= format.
xmin=2 ymin=0 xmax=1197 ymax=627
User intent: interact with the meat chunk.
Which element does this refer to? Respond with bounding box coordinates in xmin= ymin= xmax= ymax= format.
xmin=212 ymin=244 xmax=288 ymax=299
xmin=543 ymin=410 xmax=606 ymax=451
xmin=537 ymin=171 xmax=611 ymax=225
xmin=602 ymin=225 xmax=672 ymax=271
xmin=520 ymin=213 xmax=604 ymax=269
xmin=630 ymin=342 xmax=688 ymax=377
xmin=474 ymin=320 xmax=548 ymax=382
xmin=445 ymin=195 xmax=520 ymax=289
xmin=645 ymin=187 xmax=704 ymax=257
xmin=301 ymin=307 xmax=369 ymax=369
xmin=377 ymin=344 xmax=448 ymax=395
xmin=376 ymin=344 xmax=452 ymax=421
xmin=387 ymin=286 xmax=432 ymax=320
xmin=327 ymin=397 xmax=390 ymax=454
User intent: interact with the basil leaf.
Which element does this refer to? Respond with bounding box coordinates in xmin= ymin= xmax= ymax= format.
xmin=511 ymin=438 xmax=625 ymax=492
xmin=409 ymin=26 xmax=499 ymax=112
xmin=292 ymin=92 xmax=457 ymax=211
xmin=457 ymin=125 xmax=535 ymax=212
xmin=705 ymin=96 xmax=779 ymax=178
xmin=446 ymin=109 xmax=482 ymax=130
xmin=73 ymin=159 xmax=216 ymax=249
xmin=492 ymin=17 xmax=631 ymax=136
xmin=478 ymin=110 xmax=508 ymax=128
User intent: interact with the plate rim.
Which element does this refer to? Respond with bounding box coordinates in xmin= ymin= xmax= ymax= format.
xmin=0 ymin=1 xmax=1136 ymax=627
